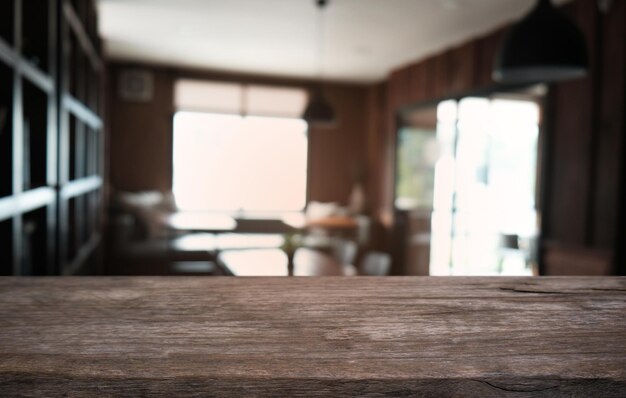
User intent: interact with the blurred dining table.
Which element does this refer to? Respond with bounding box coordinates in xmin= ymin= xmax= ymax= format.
xmin=281 ymin=213 xmax=359 ymax=232
xmin=218 ymin=247 xmax=358 ymax=276
xmin=163 ymin=212 xmax=238 ymax=233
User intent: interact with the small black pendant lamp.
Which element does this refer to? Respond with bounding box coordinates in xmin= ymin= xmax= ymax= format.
xmin=493 ymin=0 xmax=588 ymax=84
xmin=302 ymin=0 xmax=336 ymax=125
xmin=303 ymin=88 xmax=335 ymax=123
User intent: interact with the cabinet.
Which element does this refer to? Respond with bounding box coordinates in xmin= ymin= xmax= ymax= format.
xmin=0 ymin=0 xmax=103 ymax=275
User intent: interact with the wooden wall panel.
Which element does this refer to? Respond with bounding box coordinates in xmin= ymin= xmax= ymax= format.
xmin=392 ymin=31 xmax=497 ymax=105
xmin=473 ymin=27 xmax=506 ymax=89
xmin=388 ymin=67 xmax=411 ymax=109
xmin=616 ymin=0 xmax=626 ymax=276
xmin=425 ymin=53 xmax=447 ymax=100
xmin=108 ymin=66 xmax=174 ymax=193
xmin=365 ymin=83 xmax=386 ymax=220
xmin=544 ymin=0 xmax=597 ymax=246
xmin=380 ymin=80 xmax=399 ymax=229
xmin=307 ymin=85 xmax=368 ymax=204
xmin=546 ymin=84 xmax=593 ymax=244
xmin=591 ymin=0 xmax=626 ymax=250
xmin=363 ymin=82 xmax=392 ymax=250
xmin=408 ymin=62 xmax=427 ymax=105
xmin=446 ymin=43 xmax=475 ymax=96
xmin=383 ymin=65 xmax=403 ymax=225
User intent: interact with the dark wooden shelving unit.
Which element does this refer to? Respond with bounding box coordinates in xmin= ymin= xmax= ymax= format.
xmin=0 ymin=218 xmax=13 ymax=275
xmin=0 ymin=2 xmax=15 ymax=47
xmin=58 ymin=0 xmax=104 ymax=275
xmin=0 ymin=61 xmax=13 ymax=200
xmin=0 ymin=0 xmax=104 ymax=275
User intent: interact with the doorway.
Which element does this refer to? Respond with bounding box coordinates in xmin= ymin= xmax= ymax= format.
xmin=395 ymin=86 xmax=545 ymax=275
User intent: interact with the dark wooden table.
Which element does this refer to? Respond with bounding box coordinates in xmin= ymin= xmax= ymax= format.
xmin=1 ymin=277 xmax=625 ymax=396
xmin=282 ymin=213 xmax=359 ymax=231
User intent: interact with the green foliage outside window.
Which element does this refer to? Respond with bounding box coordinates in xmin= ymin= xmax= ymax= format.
xmin=396 ymin=127 xmax=437 ymax=209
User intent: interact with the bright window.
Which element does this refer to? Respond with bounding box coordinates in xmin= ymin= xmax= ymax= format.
xmin=396 ymin=92 xmax=542 ymax=276
xmin=173 ymin=112 xmax=308 ymax=213
xmin=440 ymin=97 xmax=540 ymax=276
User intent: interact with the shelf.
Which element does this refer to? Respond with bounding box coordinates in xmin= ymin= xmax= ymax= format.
xmin=0 ymin=0 xmax=103 ymax=276
xmin=68 ymin=114 xmax=79 ymax=180
xmin=60 ymin=176 xmax=102 ymax=199
xmin=83 ymin=192 xmax=93 ymax=243
xmin=87 ymin=64 xmax=100 ymax=112
xmin=85 ymin=126 xmax=97 ymax=176
xmin=22 ymin=78 xmax=50 ymax=191
xmin=0 ymin=27 xmax=54 ymax=94
xmin=0 ymin=218 xmax=12 ymax=275
xmin=67 ymin=30 xmax=86 ymax=101
xmin=0 ymin=187 xmax=55 ymax=222
xmin=67 ymin=196 xmax=77 ymax=261
xmin=0 ymin=36 xmax=18 ymax=69
xmin=22 ymin=0 xmax=51 ymax=74
xmin=57 ymin=0 xmax=103 ymax=276
xmin=63 ymin=94 xmax=102 ymax=129
xmin=0 ymin=1 xmax=14 ymax=48
xmin=63 ymin=189 xmax=101 ymax=272
xmin=69 ymin=0 xmax=85 ymax=32
xmin=19 ymin=187 xmax=55 ymax=213
xmin=87 ymin=190 xmax=102 ymax=240
xmin=0 ymin=62 xmax=13 ymax=198
xmin=63 ymin=0 xmax=101 ymax=72
xmin=21 ymin=206 xmax=51 ymax=275
xmin=67 ymin=118 xmax=101 ymax=181
xmin=85 ymin=2 xmax=99 ymax=55
xmin=63 ymin=233 xmax=100 ymax=275
xmin=19 ymin=59 xmax=54 ymax=94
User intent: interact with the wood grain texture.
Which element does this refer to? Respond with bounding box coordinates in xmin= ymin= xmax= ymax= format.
xmin=543 ymin=243 xmax=613 ymax=276
xmin=364 ymin=82 xmax=389 ymax=239
xmin=108 ymin=65 xmax=174 ymax=193
xmin=446 ymin=43 xmax=475 ymax=96
xmin=544 ymin=0 xmax=597 ymax=247
xmin=0 ymin=276 xmax=625 ymax=397
xmin=306 ymin=83 xmax=369 ymax=205
xmin=408 ymin=62 xmax=427 ymax=105
xmin=425 ymin=53 xmax=448 ymax=101
xmin=388 ymin=66 xmax=411 ymax=110
xmin=592 ymin=0 xmax=626 ymax=250
xmin=473 ymin=27 xmax=506 ymax=89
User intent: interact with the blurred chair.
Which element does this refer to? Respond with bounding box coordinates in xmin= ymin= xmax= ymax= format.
xmin=332 ymin=239 xmax=358 ymax=265
xmin=361 ymin=251 xmax=391 ymax=276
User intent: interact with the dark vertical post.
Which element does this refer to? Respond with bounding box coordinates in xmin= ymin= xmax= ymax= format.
xmin=12 ymin=0 xmax=23 ymax=275
xmin=47 ymin=0 xmax=58 ymax=275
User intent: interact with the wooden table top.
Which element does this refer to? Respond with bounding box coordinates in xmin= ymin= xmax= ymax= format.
xmin=218 ymin=247 xmax=358 ymax=276
xmin=1 ymin=277 xmax=625 ymax=396
xmin=281 ymin=213 xmax=359 ymax=230
xmin=164 ymin=212 xmax=237 ymax=232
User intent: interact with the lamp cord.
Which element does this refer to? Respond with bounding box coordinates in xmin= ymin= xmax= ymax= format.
xmin=316 ymin=0 xmax=329 ymax=81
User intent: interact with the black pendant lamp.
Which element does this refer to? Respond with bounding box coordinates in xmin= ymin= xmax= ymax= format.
xmin=302 ymin=0 xmax=336 ymax=125
xmin=303 ymin=88 xmax=335 ymax=123
xmin=493 ymin=0 xmax=588 ymax=84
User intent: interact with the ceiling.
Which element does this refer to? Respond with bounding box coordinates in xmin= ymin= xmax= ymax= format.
xmin=97 ymin=0 xmax=572 ymax=84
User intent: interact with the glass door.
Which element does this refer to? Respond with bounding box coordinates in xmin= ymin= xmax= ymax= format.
xmin=398 ymin=86 xmax=544 ymax=276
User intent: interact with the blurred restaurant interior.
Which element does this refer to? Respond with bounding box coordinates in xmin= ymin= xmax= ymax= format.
xmin=0 ymin=0 xmax=625 ymax=278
